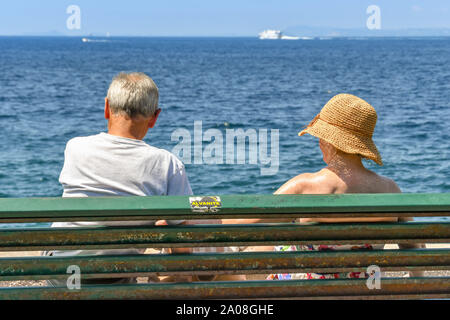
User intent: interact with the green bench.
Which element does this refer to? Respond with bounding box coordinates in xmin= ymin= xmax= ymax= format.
xmin=0 ymin=193 xmax=449 ymax=300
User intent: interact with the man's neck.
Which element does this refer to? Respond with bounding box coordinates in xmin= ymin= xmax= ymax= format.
xmin=107 ymin=128 xmax=144 ymax=140
xmin=107 ymin=116 xmax=149 ymax=140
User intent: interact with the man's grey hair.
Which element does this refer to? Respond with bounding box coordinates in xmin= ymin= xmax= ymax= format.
xmin=107 ymin=72 xmax=159 ymax=118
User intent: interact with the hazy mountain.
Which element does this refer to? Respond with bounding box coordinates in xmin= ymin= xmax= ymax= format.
xmin=12 ymin=27 xmax=450 ymax=38
xmin=283 ymin=26 xmax=450 ymax=38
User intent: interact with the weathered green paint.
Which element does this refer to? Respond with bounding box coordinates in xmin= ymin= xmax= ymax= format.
xmin=0 ymin=223 xmax=448 ymax=251
xmin=0 ymin=194 xmax=449 ymax=222
xmin=0 ymin=250 xmax=449 ymax=281
xmin=0 ymin=278 xmax=449 ymax=300
xmin=0 ymin=193 xmax=449 ymax=299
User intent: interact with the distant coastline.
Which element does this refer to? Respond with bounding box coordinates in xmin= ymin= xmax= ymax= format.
xmin=1 ymin=26 xmax=450 ymax=38
xmin=1 ymin=35 xmax=450 ymax=40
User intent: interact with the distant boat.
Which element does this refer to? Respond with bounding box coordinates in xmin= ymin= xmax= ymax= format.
xmin=258 ymin=30 xmax=300 ymax=40
xmin=81 ymin=37 xmax=109 ymax=43
xmin=281 ymin=35 xmax=301 ymax=40
xmin=259 ymin=30 xmax=282 ymax=40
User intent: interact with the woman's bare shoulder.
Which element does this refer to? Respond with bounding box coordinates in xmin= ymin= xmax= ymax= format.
xmin=275 ymin=169 xmax=334 ymax=194
xmin=383 ymin=176 xmax=402 ymax=193
xmin=369 ymin=171 xmax=402 ymax=193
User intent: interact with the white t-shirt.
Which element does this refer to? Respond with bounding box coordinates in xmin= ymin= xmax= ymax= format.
xmin=49 ymin=132 xmax=193 ymax=256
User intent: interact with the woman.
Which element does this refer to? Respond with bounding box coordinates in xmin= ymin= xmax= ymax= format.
xmin=265 ymin=93 xmax=422 ymax=280
xmin=277 ymin=93 xmax=400 ymax=202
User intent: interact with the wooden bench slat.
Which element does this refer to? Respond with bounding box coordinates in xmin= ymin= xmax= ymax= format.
xmin=0 ymin=250 xmax=449 ymax=281
xmin=0 ymin=194 xmax=449 ymax=222
xmin=1 ymin=278 xmax=449 ymax=300
xmin=0 ymin=223 xmax=448 ymax=251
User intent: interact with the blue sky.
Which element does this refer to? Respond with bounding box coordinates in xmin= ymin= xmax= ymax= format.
xmin=0 ymin=0 xmax=449 ymax=36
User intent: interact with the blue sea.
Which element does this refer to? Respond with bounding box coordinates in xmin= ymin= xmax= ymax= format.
xmin=0 ymin=37 xmax=449 ymax=227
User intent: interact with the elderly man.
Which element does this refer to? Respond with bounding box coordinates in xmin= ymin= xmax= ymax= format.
xmin=44 ymin=72 xmax=192 ymax=286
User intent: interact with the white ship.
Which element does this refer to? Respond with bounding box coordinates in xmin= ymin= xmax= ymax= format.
xmin=258 ymin=30 xmax=300 ymax=40
xmin=81 ymin=37 xmax=109 ymax=43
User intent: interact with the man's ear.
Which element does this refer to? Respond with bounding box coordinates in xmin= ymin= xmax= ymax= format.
xmin=148 ymin=109 xmax=162 ymax=128
xmin=104 ymin=98 xmax=110 ymax=119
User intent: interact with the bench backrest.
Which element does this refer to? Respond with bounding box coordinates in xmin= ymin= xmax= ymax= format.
xmin=0 ymin=193 xmax=449 ymax=300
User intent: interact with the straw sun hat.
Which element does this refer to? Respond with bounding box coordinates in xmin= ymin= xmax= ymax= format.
xmin=299 ymin=93 xmax=383 ymax=165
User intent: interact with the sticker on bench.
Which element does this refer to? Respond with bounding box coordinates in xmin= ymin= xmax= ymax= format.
xmin=190 ymin=196 xmax=222 ymax=213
